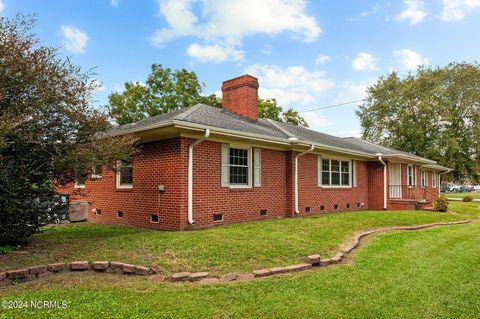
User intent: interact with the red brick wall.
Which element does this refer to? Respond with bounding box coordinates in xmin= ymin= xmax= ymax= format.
xmin=187 ymin=139 xmax=288 ymax=228
xmin=57 ymin=136 xmax=438 ymax=231
xmin=57 ymin=137 xmax=186 ymax=230
xmin=367 ymin=161 xmax=386 ymax=210
xmin=296 ymin=154 xmax=369 ymax=214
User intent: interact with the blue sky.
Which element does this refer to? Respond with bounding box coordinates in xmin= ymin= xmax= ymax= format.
xmin=3 ymin=0 xmax=480 ymax=136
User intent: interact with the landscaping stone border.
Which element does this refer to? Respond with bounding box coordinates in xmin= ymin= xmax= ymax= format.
xmin=0 ymin=220 xmax=471 ymax=287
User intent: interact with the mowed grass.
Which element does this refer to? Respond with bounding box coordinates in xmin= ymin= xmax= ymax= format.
xmin=444 ymin=191 xmax=480 ymax=199
xmin=0 ymin=202 xmax=475 ymax=276
xmin=1 ymin=202 xmax=479 ymax=319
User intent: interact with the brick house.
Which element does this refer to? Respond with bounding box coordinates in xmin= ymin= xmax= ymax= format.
xmin=57 ymin=74 xmax=449 ymax=230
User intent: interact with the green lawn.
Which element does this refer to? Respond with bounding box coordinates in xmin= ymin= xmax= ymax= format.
xmin=0 ymin=203 xmax=473 ymax=275
xmin=1 ymin=201 xmax=479 ymax=319
xmin=444 ymin=191 xmax=480 ymax=199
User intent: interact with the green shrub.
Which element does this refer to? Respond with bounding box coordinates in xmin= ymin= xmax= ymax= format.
xmin=0 ymin=245 xmax=17 ymax=254
xmin=463 ymin=195 xmax=474 ymax=202
xmin=434 ymin=196 xmax=449 ymax=212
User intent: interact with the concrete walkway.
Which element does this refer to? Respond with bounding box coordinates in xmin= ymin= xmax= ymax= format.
xmin=447 ymin=197 xmax=480 ymax=202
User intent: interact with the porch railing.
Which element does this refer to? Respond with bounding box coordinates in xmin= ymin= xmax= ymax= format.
xmin=388 ymin=185 xmax=438 ymax=202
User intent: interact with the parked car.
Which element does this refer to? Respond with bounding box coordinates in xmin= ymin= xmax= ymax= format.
xmin=449 ymin=184 xmax=462 ymax=192
xmin=440 ymin=185 xmax=451 ymax=193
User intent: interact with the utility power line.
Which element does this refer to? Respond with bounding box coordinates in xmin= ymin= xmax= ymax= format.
xmin=304 ymin=98 xmax=365 ymax=113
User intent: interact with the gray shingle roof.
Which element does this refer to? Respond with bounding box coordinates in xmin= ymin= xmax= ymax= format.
xmin=109 ymin=103 xmax=437 ymax=163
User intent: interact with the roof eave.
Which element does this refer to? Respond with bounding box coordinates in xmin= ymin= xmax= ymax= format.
xmin=106 ymin=120 xmax=174 ymax=137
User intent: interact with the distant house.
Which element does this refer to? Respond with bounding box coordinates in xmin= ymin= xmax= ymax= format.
xmin=57 ymin=74 xmax=449 ymax=230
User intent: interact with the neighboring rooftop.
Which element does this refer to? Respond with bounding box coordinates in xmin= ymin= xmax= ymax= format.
xmin=108 ymin=103 xmax=442 ymax=165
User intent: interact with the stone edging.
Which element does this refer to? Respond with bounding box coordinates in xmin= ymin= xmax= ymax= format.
xmin=0 ymin=220 xmax=472 ymax=287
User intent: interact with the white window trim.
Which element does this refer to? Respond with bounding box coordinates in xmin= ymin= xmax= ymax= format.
xmin=228 ymin=145 xmax=252 ymax=189
xmin=91 ymin=165 xmax=103 ymax=179
xmin=116 ymin=160 xmax=133 ymax=189
xmin=421 ymin=170 xmax=427 ymax=188
xmin=407 ymin=164 xmax=414 ymax=187
xmin=74 ymin=180 xmax=85 ymax=189
xmin=432 ymin=172 xmax=437 ymax=188
xmin=318 ymin=157 xmax=352 ymax=188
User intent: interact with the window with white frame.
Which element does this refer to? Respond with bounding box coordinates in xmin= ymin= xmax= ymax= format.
xmin=421 ymin=170 xmax=426 ymax=188
xmin=407 ymin=165 xmax=414 ymax=187
xmin=116 ymin=158 xmax=133 ymax=188
xmin=432 ymin=172 xmax=437 ymax=188
xmin=320 ymin=158 xmax=351 ymax=187
xmin=229 ymin=147 xmax=250 ymax=186
xmin=91 ymin=164 xmax=103 ymax=179
xmin=74 ymin=174 xmax=86 ymax=188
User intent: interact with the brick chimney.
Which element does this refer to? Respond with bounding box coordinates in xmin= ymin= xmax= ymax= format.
xmin=221 ymin=74 xmax=259 ymax=121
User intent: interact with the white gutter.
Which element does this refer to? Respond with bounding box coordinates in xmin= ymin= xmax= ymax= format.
xmin=376 ymin=153 xmax=387 ymax=210
xmin=294 ymin=144 xmax=315 ymax=215
xmin=187 ymin=129 xmax=210 ymax=225
xmin=174 ymin=120 xmax=377 ymax=158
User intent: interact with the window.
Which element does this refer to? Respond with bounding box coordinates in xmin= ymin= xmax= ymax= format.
xmin=320 ymin=205 xmax=325 ymax=211
xmin=320 ymin=158 xmax=351 ymax=187
xmin=407 ymin=165 xmax=414 ymax=187
xmin=421 ymin=170 xmax=427 ymax=188
xmin=150 ymin=214 xmax=159 ymax=223
xmin=213 ymin=213 xmax=224 ymax=222
xmin=260 ymin=209 xmax=268 ymax=216
xmin=93 ymin=208 xmax=101 ymax=215
xmin=91 ymin=164 xmax=103 ymax=179
xmin=432 ymin=172 xmax=437 ymax=188
xmin=346 ymin=203 xmax=351 ymax=209
xmin=357 ymin=203 xmax=361 ymax=208
xmin=116 ymin=158 xmax=133 ymax=188
xmin=117 ymin=211 xmax=124 ymax=218
xmin=74 ymin=173 xmax=86 ymax=189
xmin=334 ymin=204 xmax=339 ymax=210
xmin=305 ymin=206 xmax=311 ymax=213
xmin=229 ymin=147 xmax=251 ymax=186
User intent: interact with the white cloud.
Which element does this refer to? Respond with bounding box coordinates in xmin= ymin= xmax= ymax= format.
xmin=110 ymin=0 xmax=119 ymax=7
xmin=151 ymin=0 xmax=321 ymax=61
xmin=299 ymin=112 xmax=330 ymax=130
xmin=244 ymin=63 xmax=335 ymax=106
xmin=352 ymin=52 xmax=377 ymax=71
xmin=347 ymin=5 xmax=380 ymax=21
xmin=260 ymin=44 xmax=272 ymax=55
xmin=440 ymin=0 xmax=480 ymax=21
xmin=334 ymin=80 xmax=372 ymax=104
xmin=360 ymin=5 xmax=380 ymax=17
xmin=60 ymin=25 xmax=89 ymax=54
xmin=395 ymin=0 xmax=426 ymax=25
xmin=186 ymin=43 xmax=244 ymax=62
xmin=0 ymin=0 xmax=4 ymax=14
xmin=393 ymin=49 xmax=430 ymax=70
xmin=315 ymin=54 xmax=331 ymax=65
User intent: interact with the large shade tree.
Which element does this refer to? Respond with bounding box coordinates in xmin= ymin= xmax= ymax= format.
xmin=357 ymin=62 xmax=480 ymax=182
xmin=0 ymin=16 xmax=136 ymax=245
xmin=109 ymin=65 xmax=308 ymax=127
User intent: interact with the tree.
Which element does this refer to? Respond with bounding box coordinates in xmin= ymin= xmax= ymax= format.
xmin=109 ymin=65 xmax=218 ymax=125
xmin=258 ymin=98 xmax=308 ymax=127
xmin=357 ymin=62 xmax=480 ymax=182
xmin=109 ymin=66 xmax=308 ymax=127
xmin=0 ymin=16 xmax=136 ymax=245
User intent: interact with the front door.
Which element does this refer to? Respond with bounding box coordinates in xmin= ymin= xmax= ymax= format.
xmin=389 ymin=163 xmax=402 ymax=199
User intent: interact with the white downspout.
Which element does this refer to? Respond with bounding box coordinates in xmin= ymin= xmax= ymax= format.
xmin=188 ymin=129 xmax=210 ymax=225
xmin=376 ymin=153 xmax=387 ymax=210
xmin=294 ymin=144 xmax=315 ymax=215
